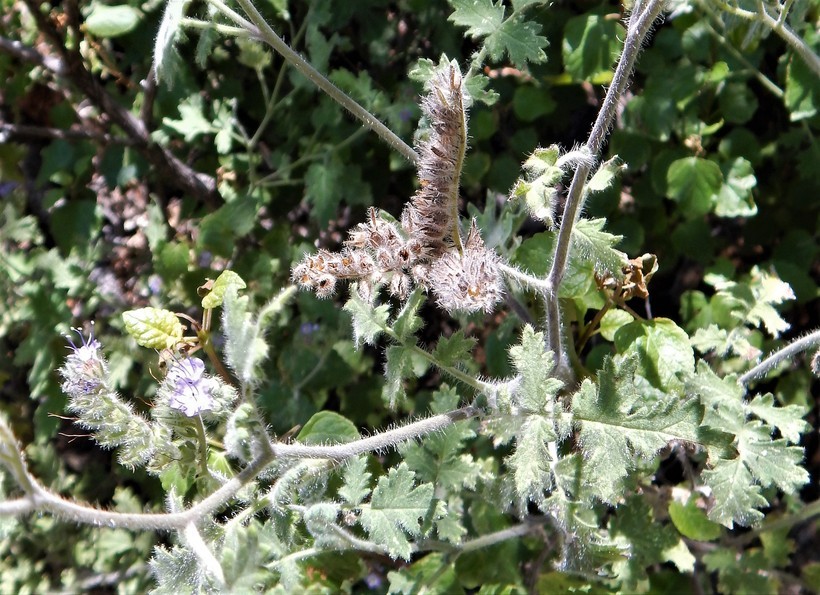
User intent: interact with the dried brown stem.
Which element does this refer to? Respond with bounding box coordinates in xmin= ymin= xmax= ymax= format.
xmin=12 ymin=1 xmax=218 ymax=203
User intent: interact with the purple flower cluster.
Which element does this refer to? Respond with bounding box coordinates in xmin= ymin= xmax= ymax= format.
xmin=165 ymin=358 xmax=217 ymax=417
xmin=60 ymin=327 xmax=108 ymax=398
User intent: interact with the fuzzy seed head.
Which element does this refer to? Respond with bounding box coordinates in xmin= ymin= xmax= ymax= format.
xmin=429 ymin=222 xmax=504 ymax=314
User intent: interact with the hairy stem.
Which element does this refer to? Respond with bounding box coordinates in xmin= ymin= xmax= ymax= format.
xmin=225 ymin=0 xmax=419 ymax=163
xmin=544 ymin=0 xmax=665 ymax=378
xmin=3 ymin=450 xmax=275 ymax=531
xmin=738 ymin=328 xmax=820 ymax=385
xmin=713 ymin=0 xmax=820 ymax=79
xmin=271 ymin=406 xmax=478 ymax=462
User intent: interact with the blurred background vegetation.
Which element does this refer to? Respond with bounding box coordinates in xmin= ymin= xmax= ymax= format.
xmin=0 ymin=0 xmax=817 ymax=590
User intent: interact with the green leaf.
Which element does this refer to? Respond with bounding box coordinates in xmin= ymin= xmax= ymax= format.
xmin=447 ymin=0 xmax=505 ymax=39
xmin=746 ymin=393 xmax=808 ymax=443
xmin=741 ymin=266 xmax=795 ymax=337
xmin=666 ymin=157 xmax=723 ymax=218
xmin=202 ymin=270 xmax=247 ymax=309
xmin=153 ymin=0 xmax=189 ymax=85
xmin=198 ymin=198 xmax=258 ymax=257
xmin=614 ymin=318 xmax=695 ymax=392
xmin=340 ymin=456 xmax=372 ymax=507
xmin=701 ymin=459 xmax=767 ymax=527
xmin=668 ymin=499 xmax=722 ymax=541
xmin=509 ymin=325 xmax=563 ymax=413
xmin=85 ymin=5 xmax=141 ymax=38
xmin=562 ymin=14 xmax=620 ymax=81
xmin=703 ymin=548 xmax=775 ymax=594
xmin=383 ymin=345 xmax=415 ymax=409
xmin=122 ymin=307 xmax=183 ymax=349
xmin=485 ymin=15 xmax=548 ymax=69
xmin=718 ymin=82 xmax=758 ymax=124
xmin=388 ymin=553 xmax=463 ymax=595
xmin=572 ymin=357 xmax=703 ymax=504
xmin=784 ymin=31 xmax=820 ymax=121
xmin=507 ymin=415 xmax=556 ymax=506
xmin=358 ymin=463 xmax=434 ymax=560
xmin=689 ymin=364 xmax=809 ymax=526
xmin=343 ymin=291 xmax=390 ymax=348
xmin=297 ymin=411 xmax=359 ymax=445
xmin=509 ymin=178 xmax=557 ymax=225
xmin=163 ymin=95 xmax=212 ymax=142
xmin=401 ymin=387 xmax=481 ymax=491
xmin=598 ymin=309 xmax=632 ymax=342
xmin=609 ymin=496 xmax=685 ymax=588
xmin=392 ymin=289 xmax=424 ymax=342
xmin=432 ymin=331 xmax=477 ymax=367
xmin=304 ymin=158 xmax=370 ymax=227
xmin=714 ymin=158 xmax=757 ymax=218
xmin=586 ymin=157 xmax=623 ymax=194
xmin=512 ymin=85 xmax=556 ymax=122
xmin=222 ymin=288 xmax=269 ymax=385
xmin=571 ymin=218 xmax=627 ymax=278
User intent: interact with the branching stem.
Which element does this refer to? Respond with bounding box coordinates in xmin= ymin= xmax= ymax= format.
xmin=544 ymin=0 xmax=665 ymax=379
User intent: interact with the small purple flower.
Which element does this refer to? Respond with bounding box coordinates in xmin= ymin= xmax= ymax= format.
xmin=165 ymin=358 xmax=217 ymax=417
xmin=299 ymin=322 xmax=321 ymax=336
xmin=364 ymin=572 xmax=383 ymax=590
xmin=60 ymin=326 xmax=108 ymax=398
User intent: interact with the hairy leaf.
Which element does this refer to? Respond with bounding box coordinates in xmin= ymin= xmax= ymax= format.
xmin=507 ymin=415 xmax=555 ymax=507
xmin=432 ymin=331 xmax=477 ymax=368
xmin=358 ymin=464 xmax=434 ymax=560
xmin=509 ymin=325 xmax=563 ymax=413
xmin=343 ymin=291 xmax=390 ymax=348
xmin=571 ymin=218 xmax=627 ymax=279
xmin=339 ymin=456 xmax=371 ymax=506
xmin=572 ymin=357 xmax=703 ymax=504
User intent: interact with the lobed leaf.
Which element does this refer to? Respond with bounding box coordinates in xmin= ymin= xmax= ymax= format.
xmin=358 ymin=464 xmax=434 ymax=560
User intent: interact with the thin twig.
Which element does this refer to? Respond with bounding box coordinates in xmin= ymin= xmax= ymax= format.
xmin=226 ymin=0 xmax=419 ymax=164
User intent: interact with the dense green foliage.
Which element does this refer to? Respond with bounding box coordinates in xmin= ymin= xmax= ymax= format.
xmin=0 ymin=0 xmax=818 ymax=592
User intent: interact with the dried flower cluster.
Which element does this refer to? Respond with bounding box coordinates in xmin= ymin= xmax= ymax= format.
xmin=293 ymin=60 xmax=504 ymax=315
xmin=430 ymin=221 xmax=504 ymax=314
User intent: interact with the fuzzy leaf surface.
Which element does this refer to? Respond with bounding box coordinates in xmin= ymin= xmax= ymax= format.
xmin=359 ymin=463 xmax=434 ymax=560
xmin=343 ymin=291 xmax=390 ymax=348
xmin=509 ymin=325 xmax=563 ymax=413
xmin=340 ymin=456 xmax=371 ymax=506
xmin=432 ymin=331 xmax=477 ymax=368
xmin=572 ymin=357 xmax=703 ymax=504
xmin=571 ymin=218 xmax=627 ymax=279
